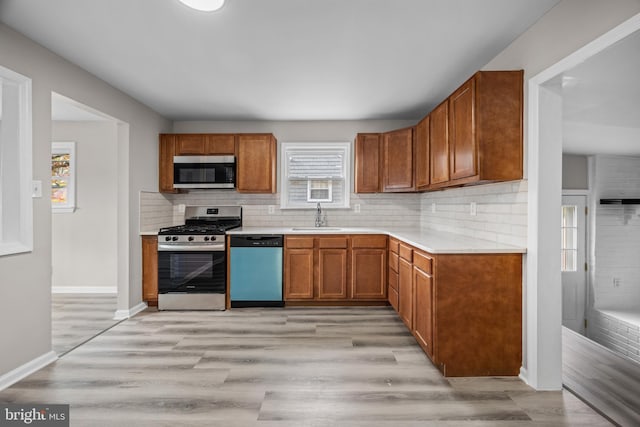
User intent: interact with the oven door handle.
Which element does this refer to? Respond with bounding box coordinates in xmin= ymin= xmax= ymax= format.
xmin=158 ymin=244 xmax=225 ymax=252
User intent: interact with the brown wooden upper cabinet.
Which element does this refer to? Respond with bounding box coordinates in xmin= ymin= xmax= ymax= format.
xmin=354 ymin=133 xmax=382 ymax=193
xmin=414 ymin=115 xmax=430 ymax=191
xmin=429 ymin=100 xmax=450 ymax=187
xmin=432 ymin=70 xmax=523 ymax=189
xmin=174 ymin=134 xmax=235 ymax=155
xmin=236 ymin=134 xmax=277 ymax=193
xmin=159 ymin=134 xmax=177 ymax=193
xmin=383 ymin=127 xmax=414 ymax=192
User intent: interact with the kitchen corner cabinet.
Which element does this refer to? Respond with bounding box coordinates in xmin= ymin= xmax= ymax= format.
xmin=383 ymin=127 xmax=414 ymax=192
xmin=141 ymin=235 xmax=158 ymax=306
xmin=236 ymin=134 xmax=277 ymax=193
xmin=284 ymin=235 xmax=387 ymax=303
xmin=432 ymin=70 xmax=523 ymax=189
xmin=354 ymin=133 xmax=382 ymax=193
xmin=414 ymin=115 xmax=430 ymax=191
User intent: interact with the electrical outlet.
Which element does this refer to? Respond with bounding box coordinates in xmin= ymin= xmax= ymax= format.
xmin=31 ymin=180 xmax=42 ymax=198
xmin=613 ymin=277 xmax=621 ymax=288
xmin=431 ymin=203 xmax=436 ymax=213
xmin=470 ymin=202 xmax=477 ymax=216
xmin=268 ymin=205 xmax=275 ymax=214
xmin=354 ymin=204 xmax=361 ymax=213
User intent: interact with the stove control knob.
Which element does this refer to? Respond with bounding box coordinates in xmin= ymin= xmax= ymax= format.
xmin=165 ymin=236 xmax=171 ymax=242
xmin=204 ymin=236 xmax=210 ymax=242
xmin=210 ymin=236 xmax=216 ymax=241
xmin=188 ymin=236 xmax=194 ymax=242
xmin=172 ymin=236 xmax=179 ymax=242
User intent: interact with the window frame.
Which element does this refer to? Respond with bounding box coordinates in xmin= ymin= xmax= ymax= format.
xmin=280 ymin=142 xmax=351 ymax=210
xmin=0 ymin=65 xmax=33 ymax=257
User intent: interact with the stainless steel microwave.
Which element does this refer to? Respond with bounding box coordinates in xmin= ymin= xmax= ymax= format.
xmin=173 ymin=155 xmax=236 ymax=189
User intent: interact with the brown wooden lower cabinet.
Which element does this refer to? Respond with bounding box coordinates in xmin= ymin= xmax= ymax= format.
xmin=141 ymin=235 xmax=158 ymax=306
xmin=284 ymin=234 xmax=387 ymax=303
xmin=400 ymin=243 xmax=522 ymax=377
xmin=413 ymin=253 xmax=434 ymax=359
xmin=398 ymin=257 xmax=413 ymax=329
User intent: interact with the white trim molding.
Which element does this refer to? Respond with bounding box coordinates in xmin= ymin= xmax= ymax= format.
xmin=52 ymin=286 xmax=117 ymax=294
xmin=524 ymin=12 xmax=640 ymax=390
xmin=114 ymin=302 xmax=147 ymax=320
xmin=0 ymin=351 xmax=57 ymax=391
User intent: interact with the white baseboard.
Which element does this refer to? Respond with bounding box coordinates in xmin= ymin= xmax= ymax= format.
xmin=0 ymin=351 xmax=58 ymax=391
xmin=519 ymin=366 xmax=529 ymax=386
xmin=114 ymin=302 xmax=148 ymax=320
xmin=52 ymin=286 xmax=117 ymax=294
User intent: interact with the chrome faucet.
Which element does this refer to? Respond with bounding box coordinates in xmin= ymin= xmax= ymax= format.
xmin=315 ymin=202 xmax=326 ymax=227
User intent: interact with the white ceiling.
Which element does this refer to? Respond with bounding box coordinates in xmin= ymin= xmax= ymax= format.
xmin=0 ymin=0 xmax=561 ymax=121
xmin=558 ymin=29 xmax=640 ymax=155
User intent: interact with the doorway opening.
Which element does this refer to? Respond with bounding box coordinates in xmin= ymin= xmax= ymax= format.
xmin=50 ymin=93 xmax=123 ymax=355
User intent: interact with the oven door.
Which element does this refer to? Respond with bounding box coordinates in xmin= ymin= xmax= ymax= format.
xmin=173 ymin=156 xmax=235 ymax=189
xmin=158 ymin=249 xmax=226 ymax=294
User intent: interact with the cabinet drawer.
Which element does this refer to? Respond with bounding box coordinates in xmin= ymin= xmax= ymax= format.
xmin=318 ymin=237 xmax=348 ymax=249
xmin=285 ymin=236 xmax=314 ymax=249
xmin=388 ymin=285 xmax=399 ymax=312
xmin=388 ymin=270 xmax=398 ymax=291
xmin=399 ymin=243 xmax=413 ymax=262
xmin=389 ymin=252 xmax=399 ymax=273
xmin=351 ymin=235 xmax=387 ymax=249
xmin=413 ymin=251 xmax=433 ymax=275
xmin=389 ymin=238 xmax=399 ymax=254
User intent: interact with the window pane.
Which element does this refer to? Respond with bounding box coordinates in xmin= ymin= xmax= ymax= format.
xmin=561 ymin=249 xmax=577 ymax=272
xmin=562 ymin=205 xmax=577 ymax=227
xmin=562 ymin=228 xmax=576 ymax=251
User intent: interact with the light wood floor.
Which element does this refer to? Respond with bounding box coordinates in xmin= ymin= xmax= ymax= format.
xmin=563 ymin=327 xmax=640 ymax=426
xmin=52 ymin=293 xmax=120 ymax=355
xmin=2 ymin=307 xmax=612 ymax=426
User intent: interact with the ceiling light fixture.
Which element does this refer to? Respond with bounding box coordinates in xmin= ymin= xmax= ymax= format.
xmin=177 ymin=0 xmax=225 ymax=12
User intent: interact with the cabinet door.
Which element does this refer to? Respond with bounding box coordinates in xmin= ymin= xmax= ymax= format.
xmin=383 ymin=127 xmax=414 ymax=192
xmin=176 ymin=134 xmax=206 ymax=155
xmin=351 ymin=248 xmax=387 ymax=300
xmin=236 ymin=134 xmax=276 ymax=193
xmin=284 ymin=248 xmax=314 ymax=299
xmin=414 ymin=115 xmax=430 ymax=191
xmin=429 ymin=100 xmax=449 ymax=186
xmin=317 ymin=248 xmax=348 ymax=299
xmin=142 ymin=236 xmax=158 ymax=305
xmin=449 ymin=78 xmax=477 ymax=180
xmin=205 ymin=134 xmax=235 ymax=155
xmin=159 ymin=134 xmax=177 ymax=193
xmin=388 ymin=283 xmax=399 ymax=312
xmin=398 ymin=257 xmax=413 ymax=329
xmin=413 ymin=265 xmax=434 ymax=358
xmin=354 ymin=133 xmax=382 ymax=193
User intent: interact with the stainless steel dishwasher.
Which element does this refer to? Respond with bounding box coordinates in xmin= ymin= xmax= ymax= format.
xmin=229 ymin=235 xmax=284 ymax=308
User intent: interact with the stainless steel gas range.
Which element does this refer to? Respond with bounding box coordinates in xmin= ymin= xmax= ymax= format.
xmin=157 ymin=206 xmax=241 ymax=310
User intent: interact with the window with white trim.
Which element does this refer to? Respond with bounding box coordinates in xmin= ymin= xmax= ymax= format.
xmin=0 ymin=65 xmax=33 ymax=256
xmin=280 ymin=142 xmax=351 ymax=209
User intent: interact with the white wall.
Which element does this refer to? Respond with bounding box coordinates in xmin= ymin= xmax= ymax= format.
xmin=0 ymin=23 xmax=170 ymax=379
xmin=592 ymin=155 xmax=640 ymax=309
xmin=562 ymin=154 xmax=589 ymax=190
xmin=420 ymin=181 xmax=528 ymax=247
xmin=51 ymin=121 xmax=118 ymax=291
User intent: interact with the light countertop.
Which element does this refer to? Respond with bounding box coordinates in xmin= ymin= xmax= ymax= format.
xmin=226 ymin=226 xmax=526 ymax=254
